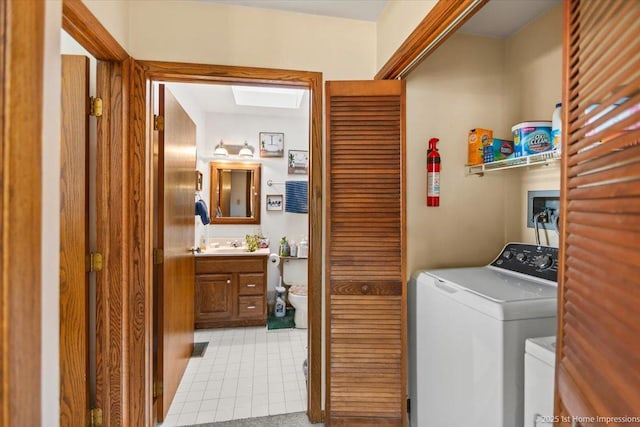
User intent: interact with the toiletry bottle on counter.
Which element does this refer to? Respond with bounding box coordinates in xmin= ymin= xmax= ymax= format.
xmin=552 ymin=102 xmax=562 ymax=150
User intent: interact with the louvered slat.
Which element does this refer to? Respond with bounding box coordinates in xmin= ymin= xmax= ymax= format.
xmin=557 ymin=1 xmax=640 ymax=424
xmin=326 ymin=80 xmax=405 ymax=427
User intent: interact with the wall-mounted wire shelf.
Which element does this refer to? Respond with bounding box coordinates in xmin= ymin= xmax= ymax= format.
xmin=467 ymin=150 xmax=561 ymax=176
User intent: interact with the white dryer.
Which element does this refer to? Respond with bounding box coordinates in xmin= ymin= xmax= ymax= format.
xmin=524 ymin=336 xmax=556 ymax=427
xmin=408 ymin=243 xmax=559 ymax=427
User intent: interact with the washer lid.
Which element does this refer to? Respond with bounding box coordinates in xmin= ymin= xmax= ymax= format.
xmin=421 ymin=267 xmax=557 ymax=320
xmin=427 ymin=267 xmax=557 ymax=302
xmin=526 ymin=336 xmax=556 ymax=366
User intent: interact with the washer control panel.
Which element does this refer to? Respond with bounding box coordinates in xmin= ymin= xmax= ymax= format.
xmin=490 ymin=243 xmax=558 ymax=283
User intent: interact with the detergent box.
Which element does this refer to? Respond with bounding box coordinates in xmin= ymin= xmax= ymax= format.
xmin=512 ymin=121 xmax=553 ymax=157
xmin=483 ymin=138 xmax=514 ymax=163
xmin=468 ymin=128 xmax=493 ymax=165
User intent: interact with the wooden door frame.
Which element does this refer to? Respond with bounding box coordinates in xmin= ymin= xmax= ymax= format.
xmin=375 ymin=0 xmax=488 ymax=80
xmin=0 ymin=1 xmax=44 ymax=425
xmin=129 ymin=60 xmax=324 ymax=423
xmin=62 ymin=0 xmax=138 ymax=425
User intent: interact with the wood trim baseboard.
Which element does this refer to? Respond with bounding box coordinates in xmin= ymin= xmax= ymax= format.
xmin=375 ymin=0 xmax=488 ymax=80
xmin=0 ymin=1 xmax=44 ymax=425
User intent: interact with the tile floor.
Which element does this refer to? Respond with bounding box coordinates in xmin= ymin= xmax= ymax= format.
xmin=158 ymin=326 xmax=308 ymax=427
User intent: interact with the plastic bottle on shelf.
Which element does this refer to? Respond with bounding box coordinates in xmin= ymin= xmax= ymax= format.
xmin=552 ymin=102 xmax=562 ymax=151
xmin=289 ymin=240 xmax=297 ymax=257
xmin=298 ymin=236 xmax=309 ymax=258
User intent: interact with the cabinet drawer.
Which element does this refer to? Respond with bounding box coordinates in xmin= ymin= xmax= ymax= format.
xmin=238 ymin=296 xmax=264 ymax=318
xmin=196 ymin=256 xmax=266 ymax=274
xmin=238 ymin=273 xmax=265 ymax=296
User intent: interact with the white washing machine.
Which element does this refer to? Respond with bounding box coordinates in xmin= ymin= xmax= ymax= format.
xmin=524 ymin=336 xmax=556 ymax=427
xmin=408 ymin=243 xmax=559 ymax=427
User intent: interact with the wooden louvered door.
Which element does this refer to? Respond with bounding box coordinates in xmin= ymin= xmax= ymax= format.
xmin=556 ymin=1 xmax=640 ymax=424
xmin=326 ymin=80 xmax=406 ymax=427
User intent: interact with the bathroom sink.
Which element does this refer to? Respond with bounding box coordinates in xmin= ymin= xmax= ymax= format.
xmin=196 ymin=247 xmax=270 ymax=256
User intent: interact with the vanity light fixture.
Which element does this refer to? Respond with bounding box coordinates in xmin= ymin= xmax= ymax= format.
xmin=213 ymin=139 xmax=229 ymax=158
xmin=238 ymin=140 xmax=254 ymax=158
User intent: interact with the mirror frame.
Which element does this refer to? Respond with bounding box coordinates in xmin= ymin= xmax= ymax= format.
xmin=210 ymin=161 xmax=261 ymax=224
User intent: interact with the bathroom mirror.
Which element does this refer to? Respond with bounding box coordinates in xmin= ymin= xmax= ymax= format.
xmin=210 ymin=161 xmax=261 ymax=224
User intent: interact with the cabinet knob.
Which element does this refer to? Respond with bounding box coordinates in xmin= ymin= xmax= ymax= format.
xmin=247 ymin=305 xmax=256 ymax=309
xmin=226 ymin=279 xmax=231 ymax=284
xmin=247 ymin=284 xmax=256 ymax=288
xmin=361 ymin=284 xmax=370 ymax=294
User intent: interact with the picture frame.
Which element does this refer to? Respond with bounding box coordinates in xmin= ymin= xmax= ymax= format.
xmin=259 ymin=132 xmax=284 ymax=157
xmin=288 ymin=149 xmax=309 ymax=175
xmin=266 ymin=194 xmax=283 ymax=211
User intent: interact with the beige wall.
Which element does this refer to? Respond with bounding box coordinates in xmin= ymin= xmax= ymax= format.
xmin=504 ymin=4 xmax=563 ymax=247
xmin=42 ymin=1 xmax=62 ymax=423
xmin=405 ymin=4 xmax=564 ymax=275
xmin=405 ymin=33 xmax=510 ymax=275
xmin=128 ymin=1 xmax=376 ymax=81
xmin=82 ymin=0 xmax=130 ymax=51
xmin=376 ymin=0 xmax=437 ymax=71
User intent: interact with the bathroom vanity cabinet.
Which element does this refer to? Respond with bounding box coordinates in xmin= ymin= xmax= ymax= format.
xmin=194 ymin=255 xmax=267 ymax=328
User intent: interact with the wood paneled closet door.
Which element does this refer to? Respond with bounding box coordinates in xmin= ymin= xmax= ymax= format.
xmin=325 ymin=80 xmax=406 ymax=427
xmin=556 ymin=0 xmax=640 ymax=424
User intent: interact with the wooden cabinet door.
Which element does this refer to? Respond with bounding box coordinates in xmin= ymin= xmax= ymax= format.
xmin=556 ymin=0 xmax=640 ymax=423
xmin=325 ymin=80 xmax=406 ymax=427
xmin=195 ymin=274 xmax=234 ymax=323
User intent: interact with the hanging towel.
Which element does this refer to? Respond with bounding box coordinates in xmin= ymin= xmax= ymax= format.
xmin=285 ymin=180 xmax=308 ymax=214
xmin=195 ymin=199 xmax=210 ymax=225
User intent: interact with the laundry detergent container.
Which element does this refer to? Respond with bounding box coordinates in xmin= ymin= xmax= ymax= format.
xmin=512 ymin=121 xmax=553 ymax=157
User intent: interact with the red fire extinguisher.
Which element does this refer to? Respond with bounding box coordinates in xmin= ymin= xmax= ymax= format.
xmin=427 ymin=138 xmax=440 ymax=207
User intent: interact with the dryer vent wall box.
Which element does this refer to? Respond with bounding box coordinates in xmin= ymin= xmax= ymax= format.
xmin=527 ymin=190 xmax=560 ymax=230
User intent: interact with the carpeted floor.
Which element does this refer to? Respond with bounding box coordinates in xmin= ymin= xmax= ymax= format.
xmin=183 ymin=411 xmax=323 ymax=427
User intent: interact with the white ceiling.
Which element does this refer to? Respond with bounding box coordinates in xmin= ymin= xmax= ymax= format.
xmin=167 ymin=82 xmax=310 ymax=117
xmin=459 ymin=0 xmax=560 ymax=39
xmin=197 ymin=0 xmax=388 ymax=22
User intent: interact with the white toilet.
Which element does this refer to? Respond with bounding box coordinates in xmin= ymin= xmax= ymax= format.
xmin=288 ymin=285 xmax=308 ymax=329
xmin=524 ymin=336 xmax=556 ymax=427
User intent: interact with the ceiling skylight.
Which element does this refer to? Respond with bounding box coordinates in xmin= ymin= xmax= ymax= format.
xmin=231 ymin=85 xmax=305 ymax=109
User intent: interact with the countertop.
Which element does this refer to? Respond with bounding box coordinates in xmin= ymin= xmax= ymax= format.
xmin=194 ymin=247 xmax=270 ymax=257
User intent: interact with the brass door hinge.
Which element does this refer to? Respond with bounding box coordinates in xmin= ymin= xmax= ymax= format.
xmin=87 ymin=252 xmax=104 ymax=272
xmin=154 ymin=248 xmax=164 ymax=265
xmin=90 ymin=96 xmax=103 ymax=117
xmin=90 ymin=407 xmax=103 ymax=427
xmin=153 ymin=380 xmax=163 ymax=399
xmin=154 ymin=114 xmax=165 ymax=131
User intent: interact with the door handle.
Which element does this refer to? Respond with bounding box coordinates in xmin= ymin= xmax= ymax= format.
xmin=188 ymin=247 xmax=200 ymax=254
xmin=246 ymin=284 xmax=256 ymax=288
xmin=246 ymin=305 xmax=256 ymax=310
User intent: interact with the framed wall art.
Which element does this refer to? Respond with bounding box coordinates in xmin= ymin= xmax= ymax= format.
xmin=266 ymin=194 xmax=283 ymax=211
xmin=288 ymin=150 xmax=309 ymax=175
xmin=259 ymin=132 xmax=284 ymax=157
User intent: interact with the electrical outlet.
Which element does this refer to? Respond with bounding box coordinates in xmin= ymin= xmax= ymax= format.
xmin=527 ymin=190 xmax=560 ymax=230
